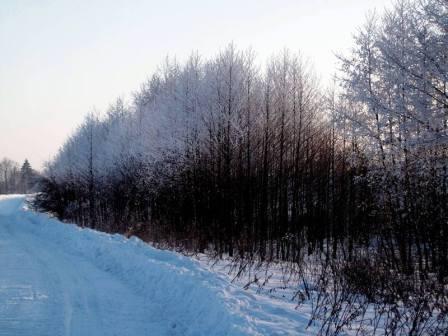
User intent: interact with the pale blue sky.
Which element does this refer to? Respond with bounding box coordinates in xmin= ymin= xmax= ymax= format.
xmin=0 ymin=0 xmax=390 ymax=169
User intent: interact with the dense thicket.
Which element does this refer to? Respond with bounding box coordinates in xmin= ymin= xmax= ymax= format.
xmin=36 ymin=0 xmax=447 ymax=333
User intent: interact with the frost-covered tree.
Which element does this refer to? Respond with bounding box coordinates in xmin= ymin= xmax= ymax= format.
xmin=337 ymin=0 xmax=448 ymax=284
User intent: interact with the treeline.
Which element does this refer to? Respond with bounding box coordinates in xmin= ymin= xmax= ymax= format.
xmin=36 ymin=0 xmax=447 ymax=333
xmin=38 ymin=47 xmax=354 ymax=258
xmin=0 ymin=158 xmax=40 ymax=194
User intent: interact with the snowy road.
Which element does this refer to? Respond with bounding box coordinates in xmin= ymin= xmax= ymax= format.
xmin=0 ymin=195 xmax=311 ymax=335
xmin=0 ymin=196 xmax=173 ymax=335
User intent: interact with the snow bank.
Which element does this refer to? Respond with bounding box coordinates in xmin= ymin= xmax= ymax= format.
xmin=4 ymin=195 xmax=313 ymax=335
xmin=0 ymin=194 xmax=26 ymax=215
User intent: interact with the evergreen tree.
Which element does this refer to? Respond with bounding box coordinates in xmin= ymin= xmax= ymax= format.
xmin=20 ymin=159 xmax=36 ymax=193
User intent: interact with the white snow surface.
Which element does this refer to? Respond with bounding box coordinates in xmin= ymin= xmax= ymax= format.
xmin=0 ymin=195 xmax=313 ymax=335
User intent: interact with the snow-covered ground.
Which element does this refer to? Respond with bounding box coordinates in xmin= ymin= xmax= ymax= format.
xmin=0 ymin=195 xmax=316 ymax=335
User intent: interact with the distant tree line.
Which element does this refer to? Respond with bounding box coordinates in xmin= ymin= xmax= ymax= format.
xmin=36 ymin=0 xmax=447 ymax=334
xmin=0 ymin=158 xmax=40 ymax=194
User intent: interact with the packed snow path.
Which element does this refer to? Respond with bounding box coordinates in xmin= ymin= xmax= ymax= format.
xmin=0 ymin=195 xmax=312 ymax=335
